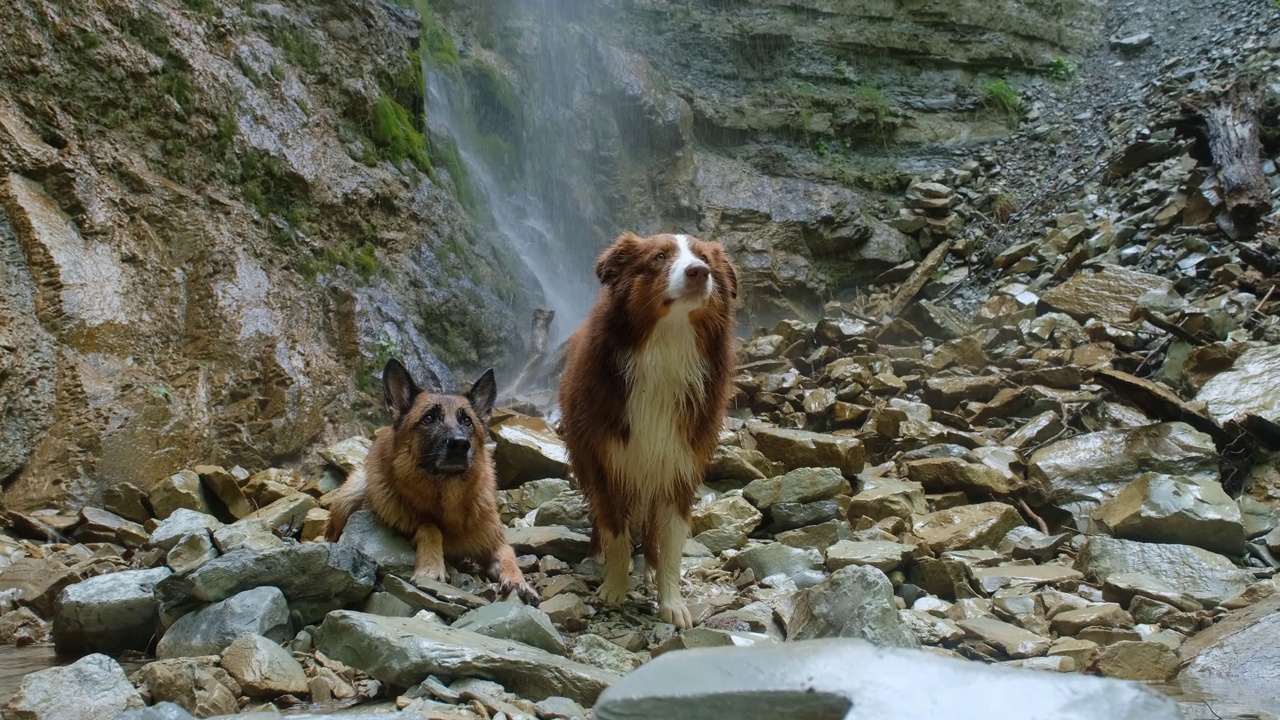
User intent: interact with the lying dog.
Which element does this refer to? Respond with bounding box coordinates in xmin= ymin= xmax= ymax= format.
xmin=559 ymin=231 xmax=738 ymax=628
xmin=325 ymin=358 xmax=538 ymax=606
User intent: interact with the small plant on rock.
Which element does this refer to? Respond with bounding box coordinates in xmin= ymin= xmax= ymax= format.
xmin=991 ymin=193 xmax=1020 ymax=224
xmin=1048 ymin=56 xmax=1075 ymax=80
xmin=981 ymin=78 xmax=1021 ymax=127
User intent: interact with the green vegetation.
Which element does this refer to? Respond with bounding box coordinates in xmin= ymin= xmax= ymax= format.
xmin=269 ymin=25 xmax=322 ymax=72
xmin=992 ymin=193 xmax=1019 ymax=223
xmin=299 ymin=240 xmax=380 ymax=282
xmin=981 ymin=78 xmax=1021 ymax=126
xmin=181 ymin=0 xmax=217 ymax=14
xmin=370 ymin=94 xmax=433 ymax=172
xmin=854 ymin=82 xmax=892 ymax=121
xmin=1047 ymin=56 xmax=1075 ymax=81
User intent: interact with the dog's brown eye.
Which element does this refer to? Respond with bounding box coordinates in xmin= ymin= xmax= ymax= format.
xmin=655 ymin=252 xmax=666 ymax=262
xmin=697 ymin=254 xmax=709 ymax=263
xmin=420 ymin=410 xmax=438 ymax=425
xmin=459 ymin=411 xmax=473 ymax=427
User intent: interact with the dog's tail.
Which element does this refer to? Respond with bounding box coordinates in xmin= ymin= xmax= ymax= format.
xmin=323 ymin=467 xmax=368 ymax=542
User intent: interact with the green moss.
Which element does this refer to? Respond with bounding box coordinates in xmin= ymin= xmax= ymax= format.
xmin=356 ymin=333 xmax=402 ymax=396
xmin=269 ymin=25 xmax=321 ymax=72
xmin=981 ymin=78 xmax=1021 ymax=126
xmin=461 ymin=61 xmax=521 ymax=137
xmin=1047 ymin=56 xmax=1075 ymax=81
xmin=854 ymin=82 xmax=891 ymax=119
xmin=370 ymin=94 xmax=432 ymax=172
xmin=182 ymin=0 xmax=217 ymax=14
xmin=429 ymin=133 xmax=477 ymax=211
xmin=298 ymin=240 xmax=381 ymax=283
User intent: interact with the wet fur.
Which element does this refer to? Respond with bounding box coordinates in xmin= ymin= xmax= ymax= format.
xmin=325 ymin=359 xmax=537 ymax=606
xmin=558 ymin=231 xmax=737 ymax=628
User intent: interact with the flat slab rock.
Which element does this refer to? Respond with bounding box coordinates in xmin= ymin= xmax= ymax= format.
xmin=592 ymin=638 xmax=1180 ymax=720
xmin=1178 ymin=594 xmax=1280 ymax=712
xmin=313 ymin=610 xmax=618 ymax=707
xmin=1075 ymin=536 xmax=1252 ymax=608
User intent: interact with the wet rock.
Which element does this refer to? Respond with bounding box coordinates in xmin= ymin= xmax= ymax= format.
xmin=0 ymin=607 xmax=49 ymax=646
xmin=114 ymin=702 xmax=197 ymax=720
xmin=999 ymin=526 xmax=1071 ymax=562
xmin=904 ymin=457 xmax=1025 ymax=496
xmin=1094 ymin=473 xmax=1245 ymax=556
xmin=1100 ymin=573 xmax=1203 ymax=612
xmin=787 ymin=565 xmax=919 ymax=649
xmin=0 ymin=557 xmax=76 ymax=616
xmin=768 ymin=499 xmax=846 ymax=533
xmin=912 ymin=502 xmax=1025 ymax=553
xmin=743 ymin=467 xmax=851 ymax=511
xmin=535 ymin=492 xmax=592 ymax=530
xmin=1178 ymin=595 xmax=1280 ymax=711
xmin=149 ymin=509 xmax=223 ymax=552
xmin=1076 ymin=536 xmax=1252 ymax=608
xmin=652 ymin=627 xmax=773 ymax=656
xmin=130 ymin=658 xmax=240 ymax=717
xmin=750 ymin=427 xmax=865 ymax=478
xmin=362 ymin=591 xmax=416 ymax=618
xmin=211 ymin=518 xmax=283 ymax=553
xmin=166 ymin=531 xmax=218 ymax=575
xmin=318 ymin=436 xmax=372 ymax=474
xmin=1195 ymin=344 xmax=1280 ymax=426
xmin=591 ymin=638 xmax=1180 ymax=720
xmin=900 ymin=609 xmax=964 ymax=646
xmin=1028 ymin=422 xmax=1219 ymax=523
xmin=909 ymin=557 xmax=980 ymax=601
xmin=1048 ymin=637 xmax=1100 ymax=668
xmin=517 ymin=479 xmax=573 ymax=514
xmin=149 ymin=471 xmax=215 ymax=520
xmin=493 ymin=417 xmax=569 ymax=488
xmin=970 ymin=564 xmax=1084 ymax=594
xmin=539 ymin=593 xmax=589 ymax=630
xmin=776 ymin=519 xmax=855 ymax=553
xmin=707 ymin=445 xmax=768 ymax=485
xmin=315 ymin=610 xmax=617 ymax=706
xmin=1050 ymin=604 xmax=1135 ymax=636
xmin=506 ymin=526 xmax=591 ymax=564
xmin=847 ymin=480 xmax=927 ymax=521
xmin=825 ymin=540 xmax=914 ymax=574
xmin=1 ymin=654 xmax=144 ymax=720
xmin=535 ymin=696 xmax=586 ymax=720
xmin=1111 ymin=31 xmax=1155 ymax=54
xmin=248 ymin=493 xmax=318 ymax=534
xmin=569 ymin=633 xmax=646 ymax=675
xmin=958 ymin=617 xmax=1052 ymax=659
xmin=727 ymin=544 xmax=824 ymax=589
xmin=1092 ymin=641 xmax=1179 ymax=681
xmin=193 ymin=466 xmax=253 ymax=521
xmin=74 ymin=507 xmax=148 ymax=548
xmin=691 ymin=495 xmax=762 ymax=554
xmin=336 ymin=509 xmax=415 ymax=578
xmin=922 ymin=376 xmax=1003 ymax=410
xmin=156 ymin=586 xmax=291 ymax=658
xmin=219 ymin=632 xmax=309 ymax=698
xmin=52 ymin=567 xmax=171 ymax=656
xmin=154 ymin=542 xmax=375 ymax=626
xmin=453 ymin=602 xmax=567 ymax=656
xmin=103 ymin=483 xmax=152 ymax=524
xmin=1040 ymin=265 xmax=1172 ymax=324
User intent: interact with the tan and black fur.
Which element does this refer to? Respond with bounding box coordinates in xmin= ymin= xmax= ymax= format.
xmin=325 ymin=358 xmax=537 ymax=606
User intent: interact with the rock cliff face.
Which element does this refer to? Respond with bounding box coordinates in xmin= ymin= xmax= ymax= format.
xmin=0 ymin=0 xmax=531 ymax=511
xmin=0 ymin=0 xmax=1106 ymax=510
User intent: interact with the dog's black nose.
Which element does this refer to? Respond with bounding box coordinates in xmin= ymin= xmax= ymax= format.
xmin=446 ymin=437 xmax=471 ymax=454
xmin=685 ymin=264 xmax=710 ymax=282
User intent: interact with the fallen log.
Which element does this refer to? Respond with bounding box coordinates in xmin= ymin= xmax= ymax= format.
xmin=1186 ymin=80 xmax=1272 ymax=231
xmin=888 ymin=236 xmax=954 ymax=316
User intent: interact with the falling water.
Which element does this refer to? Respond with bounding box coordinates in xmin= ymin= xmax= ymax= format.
xmin=420 ymin=13 xmax=604 ymax=349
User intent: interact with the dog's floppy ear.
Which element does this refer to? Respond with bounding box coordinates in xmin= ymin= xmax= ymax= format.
xmin=382 ymin=358 xmax=421 ymax=423
xmin=466 ymin=368 xmax=497 ymax=425
xmin=595 ymin=232 xmax=641 ymax=286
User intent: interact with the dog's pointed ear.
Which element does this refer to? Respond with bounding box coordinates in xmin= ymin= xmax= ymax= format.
xmin=466 ymin=368 xmax=497 ymax=424
xmin=382 ymin=358 xmax=421 ymax=423
xmin=725 ymin=257 xmax=739 ymax=299
xmin=595 ymin=232 xmax=641 ymax=286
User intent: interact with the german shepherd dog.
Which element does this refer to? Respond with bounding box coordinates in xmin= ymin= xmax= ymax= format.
xmin=325 ymin=358 xmax=538 ymax=606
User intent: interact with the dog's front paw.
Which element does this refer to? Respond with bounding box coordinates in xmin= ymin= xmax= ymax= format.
xmin=410 ymin=566 xmax=447 ymax=587
xmin=499 ymin=580 xmax=541 ymax=608
xmin=597 ymin=577 xmax=628 ymax=606
xmin=658 ymin=598 xmax=693 ymax=630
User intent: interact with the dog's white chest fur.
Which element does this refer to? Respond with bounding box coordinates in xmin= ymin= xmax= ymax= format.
xmin=607 ymin=313 xmax=704 ymax=512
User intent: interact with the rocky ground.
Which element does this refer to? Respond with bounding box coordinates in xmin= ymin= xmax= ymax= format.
xmin=2 ymin=2 xmax=1280 ymax=720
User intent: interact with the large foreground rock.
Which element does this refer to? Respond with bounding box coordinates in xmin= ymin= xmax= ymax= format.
xmin=787 ymin=566 xmax=918 ymax=649
xmin=314 ymin=611 xmax=618 ymax=706
xmin=1075 ymin=536 xmax=1252 ymax=608
xmin=335 ymin=509 xmax=415 ymax=578
xmin=592 ymin=638 xmax=1179 ymax=720
xmin=1195 ymin=344 xmax=1280 ymax=425
xmin=52 ymin=567 xmax=171 ymax=655
xmin=1028 ymin=422 xmax=1219 ymax=524
xmin=1177 ymin=594 xmax=1280 ymax=712
xmin=154 ymin=543 xmax=374 ymax=625
xmin=220 ymin=633 xmax=309 ymax=698
xmin=156 ymin=586 xmax=291 ymax=658
xmin=2 ymin=653 xmax=144 ymax=720
xmin=492 ymin=417 xmax=570 ymax=488
xmin=1093 ymin=473 xmax=1245 ymax=555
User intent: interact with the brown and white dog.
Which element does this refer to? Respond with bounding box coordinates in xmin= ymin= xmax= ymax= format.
xmin=559 ymin=231 xmax=737 ymax=628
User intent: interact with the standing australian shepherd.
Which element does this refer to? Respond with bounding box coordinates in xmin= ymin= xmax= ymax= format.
xmin=559 ymin=231 xmax=737 ymax=629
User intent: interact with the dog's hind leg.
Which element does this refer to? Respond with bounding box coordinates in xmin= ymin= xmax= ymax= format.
xmin=323 ymin=468 xmax=367 ymax=542
xmin=410 ymin=523 xmax=447 ymax=587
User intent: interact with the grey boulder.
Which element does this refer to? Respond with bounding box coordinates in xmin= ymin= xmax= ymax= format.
xmin=52 ymin=567 xmax=172 ymax=655
xmin=156 ymin=586 xmax=291 ymax=659
xmin=1075 ymin=536 xmax=1252 ymax=608
xmin=1093 ymin=473 xmax=1245 ymax=556
xmin=1 ymin=653 xmax=144 ymax=720
xmin=335 ymin=509 xmax=415 ymax=578
xmin=452 ymin=601 xmax=567 ymax=655
xmin=786 ymin=565 xmax=919 ymax=649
